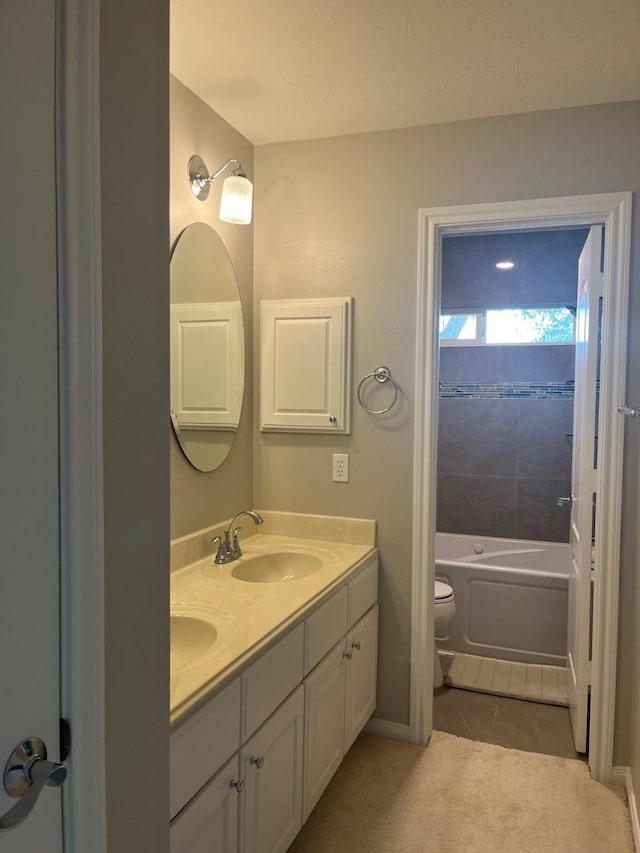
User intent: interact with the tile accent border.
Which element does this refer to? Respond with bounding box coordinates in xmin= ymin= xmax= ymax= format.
xmin=439 ymin=380 xmax=574 ymax=399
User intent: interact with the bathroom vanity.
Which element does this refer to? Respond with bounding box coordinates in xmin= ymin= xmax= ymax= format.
xmin=169 ymin=513 xmax=378 ymax=853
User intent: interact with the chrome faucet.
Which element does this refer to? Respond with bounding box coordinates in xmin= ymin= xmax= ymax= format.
xmin=213 ymin=510 xmax=264 ymax=564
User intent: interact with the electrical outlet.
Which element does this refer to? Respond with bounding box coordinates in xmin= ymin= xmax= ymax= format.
xmin=332 ymin=453 xmax=349 ymax=483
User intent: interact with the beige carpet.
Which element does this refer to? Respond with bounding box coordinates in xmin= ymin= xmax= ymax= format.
xmin=445 ymin=653 xmax=569 ymax=706
xmin=288 ymin=732 xmax=633 ymax=852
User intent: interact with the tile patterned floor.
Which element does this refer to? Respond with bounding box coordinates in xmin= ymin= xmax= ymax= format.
xmin=445 ymin=653 xmax=568 ymax=706
xmin=433 ymin=684 xmax=583 ymax=760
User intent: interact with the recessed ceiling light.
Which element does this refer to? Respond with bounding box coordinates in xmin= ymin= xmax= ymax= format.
xmin=495 ymin=260 xmax=515 ymax=270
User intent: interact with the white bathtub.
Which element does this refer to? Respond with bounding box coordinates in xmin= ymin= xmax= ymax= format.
xmin=435 ymin=532 xmax=570 ymax=666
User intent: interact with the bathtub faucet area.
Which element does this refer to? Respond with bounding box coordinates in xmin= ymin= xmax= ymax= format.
xmin=213 ymin=510 xmax=264 ymax=564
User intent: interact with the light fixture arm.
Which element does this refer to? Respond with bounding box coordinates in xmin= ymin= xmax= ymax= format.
xmin=188 ymin=155 xmax=247 ymax=201
xmin=210 ymin=158 xmax=245 ymax=180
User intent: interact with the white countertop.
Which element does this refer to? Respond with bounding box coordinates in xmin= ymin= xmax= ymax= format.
xmin=170 ymin=531 xmax=376 ymax=724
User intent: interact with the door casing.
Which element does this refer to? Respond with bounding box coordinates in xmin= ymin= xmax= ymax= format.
xmin=58 ymin=0 xmax=106 ymax=849
xmin=411 ymin=192 xmax=632 ymax=783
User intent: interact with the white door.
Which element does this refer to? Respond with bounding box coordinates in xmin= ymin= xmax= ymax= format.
xmin=170 ymin=756 xmax=240 ymax=853
xmin=241 ymin=687 xmax=304 ymax=853
xmin=0 ymin=1 xmax=64 ymax=849
xmin=567 ymin=226 xmax=603 ymax=754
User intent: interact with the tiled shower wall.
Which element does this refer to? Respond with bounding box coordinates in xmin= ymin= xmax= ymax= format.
xmin=437 ymin=229 xmax=589 ymax=543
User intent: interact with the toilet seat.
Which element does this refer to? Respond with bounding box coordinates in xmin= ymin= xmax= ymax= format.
xmin=435 ymin=580 xmax=453 ymax=602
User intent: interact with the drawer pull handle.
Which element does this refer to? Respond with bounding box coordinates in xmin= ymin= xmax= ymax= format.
xmin=250 ymin=755 xmax=264 ymax=769
xmin=352 ymin=641 xmax=361 ymax=651
xmin=343 ymin=651 xmax=353 ymax=660
xmin=230 ymin=778 xmax=245 ymax=793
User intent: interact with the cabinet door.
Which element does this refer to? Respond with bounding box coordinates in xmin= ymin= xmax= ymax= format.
xmin=344 ymin=606 xmax=379 ymax=752
xmin=170 ymin=755 xmax=240 ymax=853
xmin=241 ymin=686 xmax=305 ymax=853
xmin=260 ymin=297 xmax=352 ymax=432
xmin=303 ymin=641 xmax=347 ymax=821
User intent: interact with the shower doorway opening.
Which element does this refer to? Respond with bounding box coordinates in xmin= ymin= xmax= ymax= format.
xmin=411 ymin=193 xmax=631 ymax=784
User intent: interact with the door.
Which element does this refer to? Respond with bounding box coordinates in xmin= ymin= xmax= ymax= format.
xmin=241 ymin=686 xmax=304 ymax=853
xmin=567 ymin=225 xmax=603 ymax=753
xmin=344 ymin=606 xmax=379 ymax=752
xmin=303 ymin=641 xmax=346 ymax=821
xmin=170 ymin=756 xmax=240 ymax=853
xmin=0 ymin=1 xmax=63 ymax=849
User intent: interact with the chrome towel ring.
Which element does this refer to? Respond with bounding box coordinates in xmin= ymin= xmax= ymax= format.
xmin=357 ymin=366 xmax=399 ymax=414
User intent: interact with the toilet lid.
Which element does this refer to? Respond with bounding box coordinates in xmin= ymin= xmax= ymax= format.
xmin=435 ymin=581 xmax=454 ymax=601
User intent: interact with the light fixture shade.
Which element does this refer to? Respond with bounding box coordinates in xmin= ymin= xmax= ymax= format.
xmin=219 ymin=174 xmax=253 ymax=224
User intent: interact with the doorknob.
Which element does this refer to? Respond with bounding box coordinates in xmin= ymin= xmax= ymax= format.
xmin=618 ymin=404 xmax=640 ymax=418
xmin=0 ymin=737 xmax=67 ymax=832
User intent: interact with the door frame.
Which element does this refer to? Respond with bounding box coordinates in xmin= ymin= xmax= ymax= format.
xmin=411 ymin=192 xmax=632 ymax=783
xmin=57 ymin=0 xmax=106 ymax=849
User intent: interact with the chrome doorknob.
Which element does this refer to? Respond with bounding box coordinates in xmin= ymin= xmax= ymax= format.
xmin=556 ymin=496 xmax=573 ymax=508
xmin=0 ymin=738 xmax=67 ymax=832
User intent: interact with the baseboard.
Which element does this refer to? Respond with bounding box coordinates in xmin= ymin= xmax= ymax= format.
xmin=364 ymin=717 xmax=412 ymax=742
xmin=612 ymin=765 xmax=640 ymax=851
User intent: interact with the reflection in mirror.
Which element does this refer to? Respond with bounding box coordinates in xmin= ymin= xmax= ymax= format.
xmin=170 ymin=222 xmax=245 ymax=472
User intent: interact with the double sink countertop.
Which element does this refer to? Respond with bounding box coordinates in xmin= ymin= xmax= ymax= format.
xmin=170 ymin=511 xmax=377 ymax=725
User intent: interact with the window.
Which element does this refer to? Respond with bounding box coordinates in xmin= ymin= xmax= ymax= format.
xmin=439 ymin=313 xmax=479 ymax=343
xmin=439 ymin=307 xmax=575 ymax=346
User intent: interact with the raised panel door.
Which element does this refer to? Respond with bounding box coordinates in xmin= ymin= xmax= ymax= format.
xmin=170 ymin=755 xmax=240 ymax=853
xmin=303 ymin=642 xmax=347 ymax=821
xmin=241 ymin=686 xmax=304 ymax=853
xmin=344 ymin=606 xmax=379 ymax=752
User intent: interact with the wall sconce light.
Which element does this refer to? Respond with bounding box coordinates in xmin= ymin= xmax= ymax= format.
xmin=188 ymin=154 xmax=253 ymax=225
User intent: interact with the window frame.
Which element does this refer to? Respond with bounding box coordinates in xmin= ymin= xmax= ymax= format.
xmin=439 ymin=305 xmax=575 ymax=347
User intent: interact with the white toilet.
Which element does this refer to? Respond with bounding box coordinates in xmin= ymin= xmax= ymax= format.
xmin=433 ymin=581 xmax=456 ymax=688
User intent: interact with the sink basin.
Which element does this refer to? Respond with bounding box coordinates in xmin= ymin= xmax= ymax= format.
xmin=170 ymin=614 xmax=218 ymax=670
xmin=231 ymin=552 xmax=323 ymax=583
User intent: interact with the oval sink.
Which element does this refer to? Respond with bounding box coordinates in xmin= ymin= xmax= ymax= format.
xmin=170 ymin=614 xmax=218 ymax=670
xmin=232 ymin=552 xmax=323 ymax=583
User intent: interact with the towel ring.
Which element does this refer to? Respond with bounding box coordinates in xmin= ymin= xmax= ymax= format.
xmin=357 ymin=366 xmax=399 ymax=414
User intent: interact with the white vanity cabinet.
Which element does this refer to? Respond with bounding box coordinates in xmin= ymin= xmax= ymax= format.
xmin=170 ymin=556 xmax=378 ymax=853
xmin=240 ymin=686 xmax=305 ymax=853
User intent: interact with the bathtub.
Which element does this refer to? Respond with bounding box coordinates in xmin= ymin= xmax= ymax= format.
xmin=435 ymin=532 xmax=570 ymax=666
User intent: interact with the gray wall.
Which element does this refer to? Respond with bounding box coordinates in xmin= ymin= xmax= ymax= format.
xmin=101 ymin=1 xmax=169 ymax=850
xmin=253 ymin=100 xmax=640 ymax=764
xmin=170 ymin=76 xmax=254 ymax=538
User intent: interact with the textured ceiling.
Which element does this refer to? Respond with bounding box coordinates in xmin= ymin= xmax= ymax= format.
xmin=170 ymin=0 xmax=640 ymax=145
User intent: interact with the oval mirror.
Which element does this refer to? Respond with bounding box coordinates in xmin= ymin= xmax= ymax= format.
xmin=170 ymin=222 xmax=245 ymax=472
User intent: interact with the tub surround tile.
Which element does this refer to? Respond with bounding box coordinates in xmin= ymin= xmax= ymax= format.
xmin=437 ymin=474 xmax=517 ymax=539
xmin=517 ymin=399 xmax=574 ymax=479
xmin=440 ymin=346 xmax=521 ymax=383
xmin=517 ymin=478 xmax=571 ymax=543
xmin=517 ymin=345 xmax=576 ymax=382
xmin=438 ymin=398 xmax=518 ymax=476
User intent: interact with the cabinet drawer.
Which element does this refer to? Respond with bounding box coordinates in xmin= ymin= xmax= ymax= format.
xmin=304 ymin=586 xmax=348 ymax=674
xmin=242 ymin=624 xmax=304 ymax=741
xmin=170 ymin=677 xmax=241 ymax=819
xmin=348 ymin=560 xmax=378 ymax=628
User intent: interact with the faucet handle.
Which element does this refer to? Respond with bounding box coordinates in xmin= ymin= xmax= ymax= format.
xmin=212 ymin=535 xmax=227 ymax=564
xmin=232 ymin=526 xmax=243 ymax=555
